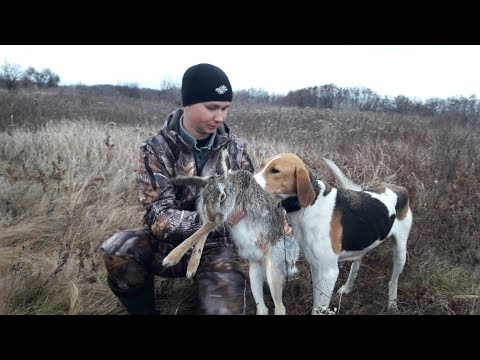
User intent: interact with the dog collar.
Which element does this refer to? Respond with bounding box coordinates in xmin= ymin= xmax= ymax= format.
xmin=310 ymin=171 xmax=320 ymax=195
xmin=280 ymin=197 xmax=301 ymax=213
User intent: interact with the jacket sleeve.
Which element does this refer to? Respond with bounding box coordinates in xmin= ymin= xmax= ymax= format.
xmin=138 ymin=143 xmax=201 ymax=245
xmin=232 ymin=136 xmax=255 ymax=173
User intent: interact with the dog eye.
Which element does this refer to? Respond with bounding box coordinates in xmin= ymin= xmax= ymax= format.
xmin=219 ymin=192 xmax=226 ymax=202
xmin=270 ymin=168 xmax=280 ymax=174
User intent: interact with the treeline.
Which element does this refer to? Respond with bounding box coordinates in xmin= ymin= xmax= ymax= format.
xmin=152 ymin=83 xmax=480 ymax=120
xmin=236 ymin=85 xmax=480 ymax=119
xmin=89 ymin=83 xmax=480 ymax=120
xmin=0 ymin=61 xmax=60 ymax=92
xmin=2 ymin=59 xmax=479 ymax=120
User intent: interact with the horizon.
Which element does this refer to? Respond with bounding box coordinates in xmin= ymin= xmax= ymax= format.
xmin=1 ymin=45 xmax=479 ymax=101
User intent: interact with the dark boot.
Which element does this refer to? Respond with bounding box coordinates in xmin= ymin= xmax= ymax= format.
xmin=107 ymin=275 xmax=158 ymax=315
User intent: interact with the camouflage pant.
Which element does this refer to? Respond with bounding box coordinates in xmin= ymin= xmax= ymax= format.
xmin=101 ymin=228 xmax=255 ymax=315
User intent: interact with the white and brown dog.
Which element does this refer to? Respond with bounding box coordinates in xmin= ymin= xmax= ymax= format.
xmin=254 ymin=154 xmax=413 ymax=314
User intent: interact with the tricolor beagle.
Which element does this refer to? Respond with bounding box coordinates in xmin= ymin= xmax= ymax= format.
xmin=254 ymin=154 xmax=413 ymax=314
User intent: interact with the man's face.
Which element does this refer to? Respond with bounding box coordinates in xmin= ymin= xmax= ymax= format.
xmin=183 ymin=101 xmax=231 ymax=139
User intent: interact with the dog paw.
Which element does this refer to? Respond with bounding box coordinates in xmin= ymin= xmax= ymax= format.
xmin=337 ymin=284 xmax=353 ymax=294
xmin=274 ymin=305 xmax=286 ymax=315
xmin=313 ymin=306 xmax=337 ymax=315
xmin=256 ymin=306 xmax=269 ymax=315
xmin=388 ymin=302 xmax=400 ymax=314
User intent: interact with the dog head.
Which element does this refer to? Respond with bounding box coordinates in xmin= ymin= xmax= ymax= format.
xmin=254 ymin=153 xmax=317 ymax=208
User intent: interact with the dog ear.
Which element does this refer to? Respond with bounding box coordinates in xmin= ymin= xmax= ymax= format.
xmin=296 ymin=167 xmax=316 ymax=207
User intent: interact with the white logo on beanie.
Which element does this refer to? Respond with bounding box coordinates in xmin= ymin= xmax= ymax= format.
xmin=215 ymin=85 xmax=228 ymax=94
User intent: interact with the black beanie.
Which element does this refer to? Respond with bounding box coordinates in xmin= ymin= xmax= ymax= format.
xmin=181 ymin=63 xmax=233 ymax=106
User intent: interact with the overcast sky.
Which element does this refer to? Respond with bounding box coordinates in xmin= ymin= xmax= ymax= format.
xmin=1 ymin=45 xmax=479 ymax=101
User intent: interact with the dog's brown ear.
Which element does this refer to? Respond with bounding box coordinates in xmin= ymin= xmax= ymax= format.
xmin=296 ymin=167 xmax=316 ymax=207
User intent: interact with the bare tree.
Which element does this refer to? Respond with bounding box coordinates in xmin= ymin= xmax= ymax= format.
xmin=42 ymin=69 xmax=60 ymax=87
xmin=158 ymin=77 xmax=180 ymax=103
xmin=22 ymin=67 xmax=60 ymax=88
xmin=21 ymin=67 xmax=36 ymax=88
xmin=0 ymin=61 xmax=23 ymax=92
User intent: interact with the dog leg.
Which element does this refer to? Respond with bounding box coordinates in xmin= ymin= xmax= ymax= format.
xmin=388 ymin=211 xmax=412 ymax=313
xmin=249 ymin=260 xmax=269 ymax=315
xmin=388 ymin=244 xmax=405 ymax=314
xmin=265 ymin=253 xmax=286 ymax=315
xmin=310 ymin=262 xmax=339 ymax=315
xmin=388 ymin=232 xmax=409 ymax=313
xmin=338 ymin=259 xmax=362 ymax=295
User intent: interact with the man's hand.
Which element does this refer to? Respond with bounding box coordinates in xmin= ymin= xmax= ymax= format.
xmin=282 ymin=209 xmax=293 ymax=235
xmin=227 ymin=209 xmax=245 ymax=226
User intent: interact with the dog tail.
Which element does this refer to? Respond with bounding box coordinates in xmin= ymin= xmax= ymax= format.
xmin=323 ymin=158 xmax=362 ymax=191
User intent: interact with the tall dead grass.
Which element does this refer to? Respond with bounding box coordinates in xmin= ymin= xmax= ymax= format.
xmin=0 ymin=119 xmax=158 ymax=314
xmin=1 ymin=100 xmax=479 ymax=314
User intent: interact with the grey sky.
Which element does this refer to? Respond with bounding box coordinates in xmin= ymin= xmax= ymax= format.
xmin=1 ymin=45 xmax=479 ymax=101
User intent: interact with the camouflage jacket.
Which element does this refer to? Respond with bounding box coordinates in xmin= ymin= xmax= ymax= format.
xmin=138 ymin=108 xmax=254 ymax=248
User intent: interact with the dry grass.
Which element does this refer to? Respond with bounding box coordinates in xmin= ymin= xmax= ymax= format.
xmin=0 ymin=119 xmax=155 ymax=314
xmin=1 ymin=91 xmax=479 ymax=315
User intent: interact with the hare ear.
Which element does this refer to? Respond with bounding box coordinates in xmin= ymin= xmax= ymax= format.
xmin=171 ymin=175 xmax=208 ymax=188
xmin=296 ymin=167 xmax=316 ymax=208
xmin=216 ymin=149 xmax=230 ymax=176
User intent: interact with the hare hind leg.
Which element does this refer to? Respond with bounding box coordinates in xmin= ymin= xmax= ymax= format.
xmin=186 ymin=233 xmax=209 ymax=278
xmin=162 ymin=222 xmax=217 ymax=268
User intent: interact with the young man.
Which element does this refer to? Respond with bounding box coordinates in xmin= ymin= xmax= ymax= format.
xmin=101 ymin=63 xmax=257 ymax=315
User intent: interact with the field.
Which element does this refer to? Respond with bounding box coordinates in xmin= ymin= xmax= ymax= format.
xmin=1 ymin=89 xmax=479 ymax=315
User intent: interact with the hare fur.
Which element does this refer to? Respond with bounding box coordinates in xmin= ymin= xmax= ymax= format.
xmin=162 ymin=151 xmax=299 ymax=315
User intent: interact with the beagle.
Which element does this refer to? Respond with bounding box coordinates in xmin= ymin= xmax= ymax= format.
xmin=254 ymin=154 xmax=413 ymax=314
